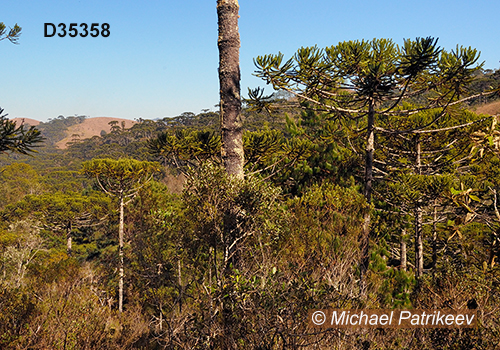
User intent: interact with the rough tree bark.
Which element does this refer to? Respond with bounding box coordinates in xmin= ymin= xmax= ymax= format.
xmin=360 ymin=99 xmax=375 ymax=295
xmin=66 ymin=222 xmax=72 ymax=255
xmin=414 ymin=135 xmax=424 ymax=279
xmin=217 ymin=0 xmax=244 ymax=179
xmin=432 ymin=200 xmax=438 ymax=275
xmin=216 ymin=2 xmax=244 ymax=347
xmin=401 ymin=228 xmax=407 ymax=271
xmin=119 ymin=193 xmax=125 ymax=313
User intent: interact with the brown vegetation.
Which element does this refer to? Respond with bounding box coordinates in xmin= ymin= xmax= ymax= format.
xmin=56 ymin=117 xmax=136 ymax=149
xmin=474 ymin=100 xmax=500 ymax=116
xmin=10 ymin=118 xmax=40 ymax=126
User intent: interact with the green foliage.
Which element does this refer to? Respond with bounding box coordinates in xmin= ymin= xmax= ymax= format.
xmin=81 ymin=158 xmax=161 ymax=196
xmin=39 ymin=115 xmax=87 ymax=148
xmin=380 ymin=267 xmax=415 ymax=308
xmin=0 ymin=288 xmax=36 ymax=347
xmin=0 ymin=108 xmax=44 ymax=155
xmin=0 ymin=220 xmax=44 ymax=289
xmin=126 ymin=181 xmax=182 ymax=317
xmin=0 ymin=163 xmax=42 ymax=210
xmin=254 ymin=37 xmax=486 ymax=106
xmin=182 ymin=162 xmax=282 ymax=265
xmin=468 ymin=68 xmax=500 ymax=104
xmin=243 ymin=128 xmax=283 ymax=166
xmin=148 ymin=129 xmax=221 ymax=172
xmin=1 ymin=192 xmax=112 ymax=256
xmin=81 ymin=158 xmax=161 ymax=313
xmin=0 ymin=22 xmax=21 ymax=44
xmin=368 ymin=239 xmax=415 ymax=308
xmin=140 ymin=165 xmax=370 ymax=348
xmin=162 ymin=110 xmax=220 ymax=130
xmin=282 ymin=181 xmax=366 ymax=276
xmin=42 ymin=170 xmax=85 ymax=193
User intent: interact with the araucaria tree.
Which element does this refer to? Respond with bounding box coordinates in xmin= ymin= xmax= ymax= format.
xmin=0 ymin=25 xmax=42 ymax=155
xmin=253 ymin=37 xmax=495 ymax=291
xmin=0 ymin=22 xmax=21 ymax=43
xmin=0 ymin=108 xmax=44 ymax=155
xmin=2 ymin=192 xmax=111 ymax=255
xmin=217 ymin=0 xmax=244 ymax=178
xmin=81 ymin=158 xmax=160 ymax=312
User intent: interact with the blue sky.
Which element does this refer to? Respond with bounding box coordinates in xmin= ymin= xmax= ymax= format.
xmin=1 ymin=0 xmax=499 ymax=122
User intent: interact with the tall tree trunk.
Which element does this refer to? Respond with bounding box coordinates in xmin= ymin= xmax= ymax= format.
xmin=360 ymin=99 xmax=375 ymax=295
xmin=401 ymin=228 xmax=407 ymax=271
xmin=415 ymin=207 xmax=423 ymax=278
xmin=217 ymin=3 xmax=243 ymax=347
xmin=432 ymin=200 xmax=437 ymax=275
xmin=414 ymin=135 xmax=424 ymax=279
xmin=66 ymin=221 xmax=72 ymax=256
xmin=217 ymin=0 xmax=244 ymax=179
xmin=119 ymin=194 xmax=124 ymax=313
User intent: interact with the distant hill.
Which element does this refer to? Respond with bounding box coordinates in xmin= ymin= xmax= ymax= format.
xmin=10 ymin=117 xmax=41 ymax=126
xmin=55 ymin=117 xmax=136 ymax=149
xmin=474 ymin=100 xmax=500 ymax=116
xmin=8 ymin=116 xmax=137 ymax=149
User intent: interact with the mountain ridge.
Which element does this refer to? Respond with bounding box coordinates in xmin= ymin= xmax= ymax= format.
xmin=11 ymin=116 xmax=137 ymax=149
xmin=54 ymin=117 xmax=136 ymax=149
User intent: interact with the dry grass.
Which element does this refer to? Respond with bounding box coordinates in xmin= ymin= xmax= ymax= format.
xmin=56 ymin=117 xmax=136 ymax=149
xmin=474 ymin=100 xmax=500 ymax=116
xmin=10 ymin=117 xmax=40 ymax=126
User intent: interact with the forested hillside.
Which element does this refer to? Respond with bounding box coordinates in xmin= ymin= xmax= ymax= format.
xmin=1 ymin=45 xmax=500 ymax=349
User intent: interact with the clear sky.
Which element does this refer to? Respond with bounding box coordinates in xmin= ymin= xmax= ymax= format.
xmin=1 ymin=0 xmax=499 ymax=122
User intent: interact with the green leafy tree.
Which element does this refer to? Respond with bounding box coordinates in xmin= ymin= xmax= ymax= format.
xmin=148 ymin=125 xmax=314 ymax=192
xmin=148 ymin=129 xmax=222 ymax=173
xmin=125 ymin=180 xmax=182 ymax=334
xmin=254 ymin=109 xmax=359 ymax=194
xmin=81 ymin=158 xmax=160 ymax=312
xmin=376 ymin=106 xmax=489 ymax=280
xmin=42 ymin=170 xmax=85 ymax=193
xmin=0 ymin=163 xmax=42 ymax=210
xmin=2 ymin=192 xmax=111 ymax=255
xmin=252 ymin=37 xmax=494 ymax=292
xmin=0 ymin=220 xmax=44 ymax=289
xmin=450 ymin=117 xmax=500 ymax=271
xmin=181 ymin=162 xmax=281 ymax=348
